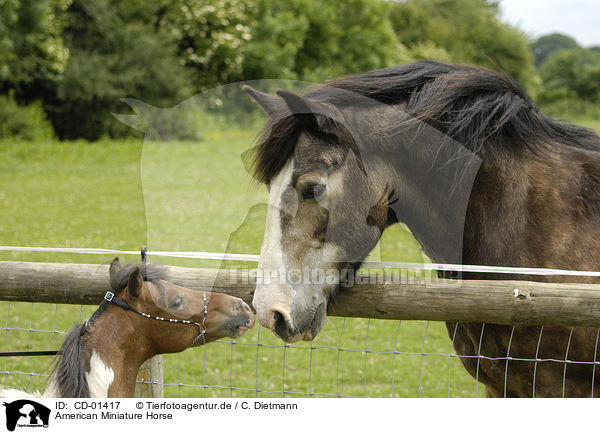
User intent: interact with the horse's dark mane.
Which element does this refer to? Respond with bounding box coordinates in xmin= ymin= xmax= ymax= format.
xmin=50 ymin=261 xmax=168 ymax=397
xmin=253 ymin=60 xmax=600 ymax=183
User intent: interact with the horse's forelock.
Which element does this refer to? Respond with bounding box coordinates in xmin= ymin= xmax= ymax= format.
xmin=253 ymin=115 xmax=302 ymax=184
xmin=109 ymin=262 xmax=168 ymax=293
xmin=253 ymin=110 xmax=367 ymax=184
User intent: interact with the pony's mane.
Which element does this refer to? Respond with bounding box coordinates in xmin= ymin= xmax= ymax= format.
xmin=50 ymin=324 xmax=89 ymax=397
xmin=253 ymin=60 xmax=600 ymax=183
xmin=50 ymin=261 xmax=168 ymax=397
xmin=109 ymin=262 xmax=168 ymax=292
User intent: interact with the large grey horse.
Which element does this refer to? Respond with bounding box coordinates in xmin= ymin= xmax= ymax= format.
xmin=244 ymin=60 xmax=600 ymax=397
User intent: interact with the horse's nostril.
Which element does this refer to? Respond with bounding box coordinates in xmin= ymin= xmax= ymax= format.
xmin=272 ymin=311 xmax=290 ymax=339
xmin=267 ymin=309 xmax=288 ymax=329
xmin=240 ymin=301 xmax=255 ymax=328
xmin=240 ymin=301 xmax=252 ymax=315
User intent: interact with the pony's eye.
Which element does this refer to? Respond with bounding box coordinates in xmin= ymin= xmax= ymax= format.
xmin=171 ymin=296 xmax=184 ymax=308
xmin=302 ymin=183 xmax=326 ymax=200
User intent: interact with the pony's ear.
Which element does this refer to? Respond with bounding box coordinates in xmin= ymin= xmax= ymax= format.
xmin=127 ymin=266 xmax=143 ymax=298
xmin=109 ymin=257 xmax=122 ymax=279
xmin=242 ymin=85 xmax=283 ymax=116
xmin=275 ymin=89 xmax=343 ymax=132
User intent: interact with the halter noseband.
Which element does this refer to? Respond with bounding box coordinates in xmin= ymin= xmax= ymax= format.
xmin=101 ymin=291 xmax=208 ymax=347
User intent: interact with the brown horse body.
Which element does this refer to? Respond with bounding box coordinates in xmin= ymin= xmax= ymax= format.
xmin=244 ymin=61 xmax=600 ymax=397
xmin=456 ymin=144 xmax=600 ymax=397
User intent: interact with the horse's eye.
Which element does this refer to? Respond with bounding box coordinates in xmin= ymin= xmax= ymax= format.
xmin=302 ymin=183 xmax=326 ymax=200
xmin=171 ymin=296 xmax=183 ymax=308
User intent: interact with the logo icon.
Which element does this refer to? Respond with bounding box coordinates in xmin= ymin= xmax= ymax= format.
xmin=2 ymin=400 xmax=50 ymax=432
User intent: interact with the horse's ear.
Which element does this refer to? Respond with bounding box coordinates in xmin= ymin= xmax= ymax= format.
xmin=109 ymin=257 xmax=122 ymax=279
xmin=242 ymin=85 xmax=282 ymax=116
xmin=127 ymin=266 xmax=143 ymax=298
xmin=275 ymin=89 xmax=343 ymax=132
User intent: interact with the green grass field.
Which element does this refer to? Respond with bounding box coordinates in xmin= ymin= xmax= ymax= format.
xmin=2 ymin=116 xmax=599 ymax=398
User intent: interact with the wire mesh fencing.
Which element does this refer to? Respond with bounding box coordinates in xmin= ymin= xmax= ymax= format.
xmin=3 ymin=298 xmax=599 ymax=398
xmin=1 ymin=247 xmax=600 ymax=398
xmin=1 ymin=299 xmax=481 ymax=398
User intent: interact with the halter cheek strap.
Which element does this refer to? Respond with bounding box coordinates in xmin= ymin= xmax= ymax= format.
xmin=191 ymin=294 xmax=208 ymax=346
xmin=102 ymin=291 xmax=208 ymax=347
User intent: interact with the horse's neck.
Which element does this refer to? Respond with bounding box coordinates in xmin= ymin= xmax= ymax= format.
xmin=463 ymin=147 xmax=600 ymax=277
xmin=83 ymin=311 xmax=153 ymax=397
xmin=43 ymin=348 xmax=116 ymax=398
xmin=385 ymin=140 xmax=600 ymax=271
xmin=383 ymin=139 xmax=482 ymax=264
xmin=46 ymin=310 xmax=152 ymax=398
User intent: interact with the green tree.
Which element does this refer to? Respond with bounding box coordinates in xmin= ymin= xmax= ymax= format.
xmin=49 ymin=0 xmax=193 ymax=139
xmin=161 ymin=0 xmax=256 ymax=90
xmin=540 ymin=48 xmax=600 ymax=103
xmin=164 ymin=0 xmax=402 ymax=87
xmin=241 ymin=0 xmax=309 ymax=80
xmin=286 ymin=0 xmax=401 ymax=81
xmin=390 ymin=0 xmax=536 ymax=89
xmin=0 ymin=0 xmax=70 ymax=96
xmin=531 ymin=33 xmax=580 ymax=68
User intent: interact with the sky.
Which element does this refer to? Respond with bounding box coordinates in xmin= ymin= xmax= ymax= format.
xmin=499 ymin=0 xmax=600 ymax=46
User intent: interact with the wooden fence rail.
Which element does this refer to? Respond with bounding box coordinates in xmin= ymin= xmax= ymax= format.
xmin=1 ymin=261 xmax=600 ymax=327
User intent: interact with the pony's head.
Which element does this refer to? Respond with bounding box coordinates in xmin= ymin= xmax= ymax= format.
xmin=108 ymin=258 xmax=255 ymax=351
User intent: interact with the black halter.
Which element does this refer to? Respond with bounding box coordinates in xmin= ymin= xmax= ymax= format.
xmin=98 ymin=291 xmax=208 ymax=346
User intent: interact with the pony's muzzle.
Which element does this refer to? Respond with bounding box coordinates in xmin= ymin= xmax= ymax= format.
xmin=226 ymin=299 xmax=255 ymax=338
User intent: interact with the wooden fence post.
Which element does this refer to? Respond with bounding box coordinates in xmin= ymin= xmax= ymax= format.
xmin=134 ymin=355 xmax=164 ymax=398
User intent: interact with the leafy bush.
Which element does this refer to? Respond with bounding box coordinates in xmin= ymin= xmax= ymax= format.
xmin=0 ymin=93 xmax=55 ymax=141
xmin=539 ymin=48 xmax=600 ymax=104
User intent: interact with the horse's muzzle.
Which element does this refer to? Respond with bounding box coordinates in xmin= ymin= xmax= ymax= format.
xmin=225 ymin=300 xmax=255 ymax=338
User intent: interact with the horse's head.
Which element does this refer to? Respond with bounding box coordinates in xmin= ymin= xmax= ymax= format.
xmin=245 ymin=82 xmax=480 ymax=343
xmin=109 ymin=258 xmax=254 ymax=352
xmin=244 ymin=86 xmax=400 ymax=342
